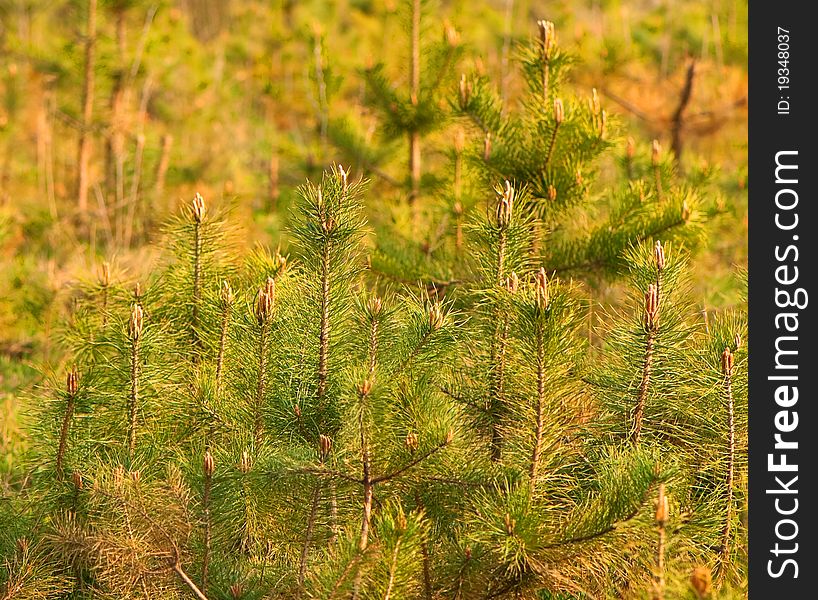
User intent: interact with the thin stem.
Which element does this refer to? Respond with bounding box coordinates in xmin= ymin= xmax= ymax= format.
xmin=215 ymin=302 xmax=231 ymax=399
xmin=192 ymin=219 xmax=203 ymax=359
xmin=630 ymin=333 xmax=654 ymax=445
xmin=383 ymin=538 xmax=403 ymax=600
xmin=202 ymin=472 xmax=212 ymax=593
xmin=488 ymin=230 xmax=507 ymax=461
xmin=654 ymin=522 xmax=666 ymax=600
xmin=254 ymin=321 xmax=269 ymax=442
xmin=717 ymin=367 xmax=736 ymax=585
xmin=56 ymin=393 xmax=77 ymax=478
xmin=128 ymin=335 xmax=139 ymax=459
xmin=296 ymin=483 xmax=322 ymax=597
xmin=543 ymin=121 xmax=561 ymax=170
xmin=529 ymin=322 xmax=546 ymax=492
xmin=317 ymin=240 xmax=331 ymax=407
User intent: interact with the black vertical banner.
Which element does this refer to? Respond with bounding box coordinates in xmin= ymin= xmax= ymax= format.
xmin=749 ymin=3 xmax=816 ymax=596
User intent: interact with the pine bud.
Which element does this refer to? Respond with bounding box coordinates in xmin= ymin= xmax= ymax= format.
xmin=495 ymin=180 xmax=514 ymax=229
xmin=221 ymin=280 xmax=234 ymax=308
xmin=505 ymin=272 xmax=519 ymax=293
xmin=535 ymin=267 xmax=549 ymax=312
xmin=113 ymin=464 xmax=125 ymax=488
xmin=338 ymin=164 xmax=349 ymax=194
xmin=598 ymin=109 xmax=607 ymax=137
xmin=537 ymin=20 xmax=556 ymax=57
xmin=255 ymin=278 xmax=275 ymax=325
xmin=504 ymin=513 xmax=516 ymax=535
xmin=71 ymin=470 xmax=83 ymax=490
xmin=99 ymin=261 xmax=110 ymax=287
xmin=443 ymin=21 xmax=459 ymax=46
xmin=654 ymin=240 xmax=665 ymax=272
xmin=129 ymin=470 xmax=141 ymax=484
xmin=553 ymin=98 xmax=564 ymax=125
xmin=734 ymin=333 xmax=742 ymax=349
xmin=368 ymin=296 xmax=383 ymax=318
xmin=128 ymin=304 xmax=144 ymax=341
xmin=459 ymin=74 xmax=471 ymax=110
xmin=454 ymin=128 xmax=465 ymax=154
xmin=16 ymin=537 xmax=29 ymax=556
xmin=547 ymin=184 xmax=557 ymax=201
xmin=229 ymin=583 xmax=244 ymax=600
xmin=483 ymin=132 xmax=492 ymax=161
xmin=319 ymin=434 xmax=332 ymax=460
xmin=681 ymin=201 xmax=691 ymax=222
xmin=191 ymin=193 xmax=206 ymax=223
xmin=294 ymin=404 xmax=302 ymax=418
xmin=405 ymin=431 xmax=419 ymax=453
xmin=274 ymin=250 xmax=288 ymax=273
xmin=626 ymin=136 xmax=636 ymax=159
xmin=133 ymin=282 xmax=142 ymax=301
xmin=445 ymin=429 xmax=455 ymax=444
xmin=357 ymin=379 xmax=373 ymax=398
xmin=239 ymin=450 xmax=252 ymax=474
xmin=397 ymin=511 xmax=408 ymax=532
xmin=645 ymin=284 xmax=659 ymax=330
xmin=651 ymin=139 xmax=661 ymax=165
xmin=721 ymin=347 xmax=735 ymax=376
xmin=464 ymin=546 xmax=472 ymax=560
xmin=452 ymin=200 xmax=463 ymax=216
xmin=203 ymin=450 xmax=215 ymax=477
xmin=428 ymin=302 xmax=445 ymax=331
xmin=690 ymin=565 xmax=712 ymax=598
xmin=66 ymin=365 xmax=79 ymax=396
xmin=655 ymin=483 xmax=669 ymax=526
xmin=575 ymin=166 xmax=583 ymax=187
xmin=590 ymin=88 xmax=601 ymax=116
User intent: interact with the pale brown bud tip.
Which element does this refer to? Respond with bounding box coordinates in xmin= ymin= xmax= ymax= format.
xmin=204 ymin=450 xmax=215 ymax=477
xmin=651 ymin=139 xmax=661 ymax=165
xmin=319 ymin=434 xmax=333 ymax=459
xmin=454 ymin=128 xmax=466 ymax=154
xmin=294 ymin=404 xmax=302 ymax=418
xmin=495 ymin=180 xmax=515 ymax=229
xmin=444 ymin=21 xmax=459 ymax=46
xmin=229 ymin=583 xmax=244 ymax=600
xmin=445 ymin=429 xmax=455 ymax=444
xmin=429 ymin=303 xmax=445 ymax=331
xmin=99 ymin=262 xmax=110 ymax=287
xmin=535 ymin=267 xmax=549 ymax=311
xmin=357 ymin=380 xmax=373 ymax=398
xmin=553 ymin=98 xmax=564 ymax=125
xmin=504 ymin=512 xmax=516 ymax=535
xmin=537 ymin=20 xmax=556 ymax=56
xmin=654 ymin=240 xmax=665 ymax=271
xmin=626 ymin=136 xmax=636 ymax=158
xmin=547 ymin=184 xmax=557 ymax=202
xmin=405 ymin=431 xmax=419 ymax=452
xmin=459 ymin=74 xmax=471 ymax=110
xmin=71 ymin=470 xmax=83 ymax=490
xmin=66 ymin=365 xmax=79 ymax=396
xmin=221 ymin=280 xmax=234 ymax=307
xmin=129 ymin=304 xmax=144 ymax=341
xmin=255 ymin=278 xmax=276 ymax=325
xmin=239 ymin=450 xmax=252 ymax=474
xmin=655 ymin=483 xmax=669 ymax=525
xmin=338 ymin=165 xmax=349 ymax=194
xmin=368 ymin=296 xmax=383 ymax=317
xmin=16 ymin=537 xmax=29 ymax=556
xmin=690 ymin=565 xmax=712 ymax=598
xmin=505 ymin=272 xmax=520 ymax=293
xmin=721 ymin=347 xmax=735 ymax=376
xmin=192 ymin=193 xmax=206 ymax=223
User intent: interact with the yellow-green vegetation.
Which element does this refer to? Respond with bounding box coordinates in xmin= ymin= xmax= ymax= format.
xmin=0 ymin=1 xmax=746 ymax=598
